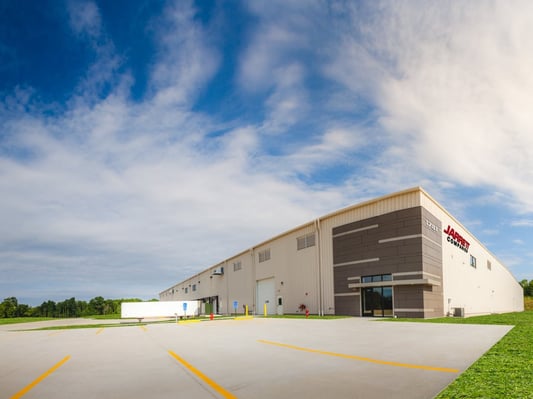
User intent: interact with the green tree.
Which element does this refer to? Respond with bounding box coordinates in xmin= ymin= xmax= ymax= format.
xmin=77 ymin=300 xmax=89 ymax=316
xmin=0 ymin=297 xmax=18 ymax=318
xmin=56 ymin=297 xmax=79 ymax=318
xmin=89 ymin=296 xmax=105 ymax=315
xmin=16 ymin=303 xmax=31 ymax=317
xmin=39 ymin=300 xmax=57 ymax=317
xmin=66 ymin=297 xmax=78 ymax=317
xmin=520 ymin=279 xmax=533 ymax=296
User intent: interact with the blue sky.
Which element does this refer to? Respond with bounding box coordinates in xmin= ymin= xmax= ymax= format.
xmin=1 ymin=0 xmax=532 ymax=305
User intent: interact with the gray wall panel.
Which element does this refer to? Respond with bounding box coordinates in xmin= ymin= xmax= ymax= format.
xmin=334 ymin=295 xmax=360 ymax=316
xmin=333 ymin=206 xmax=444 ymax=317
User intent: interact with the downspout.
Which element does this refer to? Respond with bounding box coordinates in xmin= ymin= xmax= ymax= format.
xmin=251 ymin=248 xmax=256 ymax=315
xmin=315 ymin=218 xmax=323 ymax=316
xmin=225 ymin=260 xmax=229 ymax=315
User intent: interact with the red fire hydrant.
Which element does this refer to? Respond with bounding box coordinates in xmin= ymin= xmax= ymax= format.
xmin=305 ymin=309 xmax=310 ymax=318
xmin=210 ymin=313 xmax=214 ymax=320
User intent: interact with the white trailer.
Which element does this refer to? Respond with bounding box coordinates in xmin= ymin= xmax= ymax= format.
xmin=121 ymin=301 xmax=200 ymax=321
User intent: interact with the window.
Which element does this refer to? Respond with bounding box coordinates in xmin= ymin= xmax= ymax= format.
xmin=297 ymin=233 xmax=316 ymax=250
xmin=258 ymin=248 xmax=271 ymax=263
xmin=233 ymin=261 xmax=242 ymax=271
xmin=192 ymin=284 xmax=196 ymax=292
xmin=487 ymin=260 xmax=492 ymax=271
xmin=470 ymin=255 xmax=477 ymax=268
xmin=185 ymin=287 xmax=188 ymax=294
xmin=362 ymin=274 xmax=392 ymax=283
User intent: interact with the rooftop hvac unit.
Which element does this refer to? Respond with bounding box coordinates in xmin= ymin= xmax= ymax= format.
xmin=453 ymin=307 xmax=464 ymax=318
xmin=212 ymin=267 xmax=224 ymax=275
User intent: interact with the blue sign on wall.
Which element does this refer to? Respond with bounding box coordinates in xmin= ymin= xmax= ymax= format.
xmin=233 ymin=300 xmax=238 ymax=309
xmin=183 ymin=302 xmax=187 ymax=311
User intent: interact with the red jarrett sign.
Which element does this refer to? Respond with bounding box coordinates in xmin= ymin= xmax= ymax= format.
xmin=443 ymin=225 xmax=470 ymax=253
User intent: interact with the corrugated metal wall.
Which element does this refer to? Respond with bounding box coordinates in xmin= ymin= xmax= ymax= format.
xmin=253 ymin=224 xmax=319 ymax=314
xmin=162 ymin=188 xmax=424 ymax=315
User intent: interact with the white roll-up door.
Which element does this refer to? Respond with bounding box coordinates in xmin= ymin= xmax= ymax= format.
xmin=256 ymin=278 xmax=276 ymax=315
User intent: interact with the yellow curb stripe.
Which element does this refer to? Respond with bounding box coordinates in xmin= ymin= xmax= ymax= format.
xmin=168 ymin=350 xmax=237 ymax=399
xmin=234 ymin=316 xmax=253 ymax=321
xmin=10 ymin=355 xmax=71 ymax=399
xmin=178 ymin=319 xmax=201 ymax=324
xmin=96 ymin=328 xmax=104 ymax=335
xmin=258 ymin=340 xmax=459 ymax=373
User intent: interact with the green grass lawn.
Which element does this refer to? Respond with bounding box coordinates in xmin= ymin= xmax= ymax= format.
xmin=0 ymin=317 xmax=55 ymax=325
xmin=89 ymin=314 xmax=121 ymax=320
xmin=389 ymin=311 xmax=533 ymax=399
xmin=524 ymin=296 xmax=533 ymax=311
xmin=0 ymin=315 xmax=123 ymax=325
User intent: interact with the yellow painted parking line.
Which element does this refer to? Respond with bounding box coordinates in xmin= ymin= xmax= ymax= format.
xmin=234 ymin=316 xmax=253 ymax=321
xmin=10 ymin=355 xmax=71 ymax=399
xmin=168 ymin=350 xmax=237 ymax=399
xmin=258 ymin=340 xmax=459 ymax=373
xmin=139 ymin=325 xmax=148 ymax=332
xmin=178 ymin=319 xmax=201 ymax=325
xmin=47 ymin=331 xmax=63 ymax=337
xmin=96 ymin=328 xmax=104 ymax=335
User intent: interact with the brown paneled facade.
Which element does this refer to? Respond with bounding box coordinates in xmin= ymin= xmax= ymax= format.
xmin=333 ymin=206 xmax=444 ymax=318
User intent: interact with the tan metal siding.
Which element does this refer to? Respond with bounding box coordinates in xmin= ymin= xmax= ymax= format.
xmin=252 ymin=224 xmax=319 ymax=314
xmin=226 ymin=252 xmax=254 ymax=313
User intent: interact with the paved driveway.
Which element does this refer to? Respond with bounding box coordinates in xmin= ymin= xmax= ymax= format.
xmin=0 ymin=317 xmax=512 ymax=399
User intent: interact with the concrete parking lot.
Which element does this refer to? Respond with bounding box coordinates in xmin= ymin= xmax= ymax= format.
xmin=0 ymin=318 xmax=512 ymax=399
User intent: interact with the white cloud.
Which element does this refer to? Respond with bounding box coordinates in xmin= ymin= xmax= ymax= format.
xmin=279 ymin=127 xmax=365 ymax=175
xmin=238 ymin=1 xmax=322 ymax=92
xmin=511 ymin=220 xmax=533 ymax=227
xmin=0 ymin=87 xmax=349 ymax=303
xmin=67 ymin=0 xmax=101 ymax=39
xmin=261 ymin=63 xmax=309 ymax=134
xmin=328 ymin=1 xmax=533 ymax=212
xmin=149 ymin=1 xmax=219 ymax=108
xmin=65 ymin=0 xmax=125 ymax=106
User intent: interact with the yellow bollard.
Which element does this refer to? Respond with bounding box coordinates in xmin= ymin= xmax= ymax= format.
xmin=264 ymin=303 xmax=267 ymax=317
xmin=245 ymin=305 xmax=248 ymax=317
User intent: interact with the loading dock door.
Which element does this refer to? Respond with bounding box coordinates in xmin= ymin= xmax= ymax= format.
xmin=257 ymin=278 xmax=276 ymax=315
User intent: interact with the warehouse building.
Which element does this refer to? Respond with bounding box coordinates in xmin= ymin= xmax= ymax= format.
xmin=160 ymin=187 xmax=524 ymax=318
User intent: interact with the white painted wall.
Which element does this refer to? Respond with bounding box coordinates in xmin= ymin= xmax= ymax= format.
xmin=421 ymin=194 xmax=524 ymax=316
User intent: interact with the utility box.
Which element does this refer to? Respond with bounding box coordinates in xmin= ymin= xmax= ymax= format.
xmin=453 ymin=307 xmax=465 ymax=318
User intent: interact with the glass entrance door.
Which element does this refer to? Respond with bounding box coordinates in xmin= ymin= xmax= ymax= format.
xmin=362 ymin=286 xmax=393 ymax=317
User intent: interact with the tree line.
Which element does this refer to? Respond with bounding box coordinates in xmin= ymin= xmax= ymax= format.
xmin=0 ymin=296 xmax=155 ymax=318
xmin=521 ymin=279 xmax=533 ymax=297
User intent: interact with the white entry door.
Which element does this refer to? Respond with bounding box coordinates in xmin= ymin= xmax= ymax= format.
xmin=276 ymin=296 xmax=283 ymax=315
